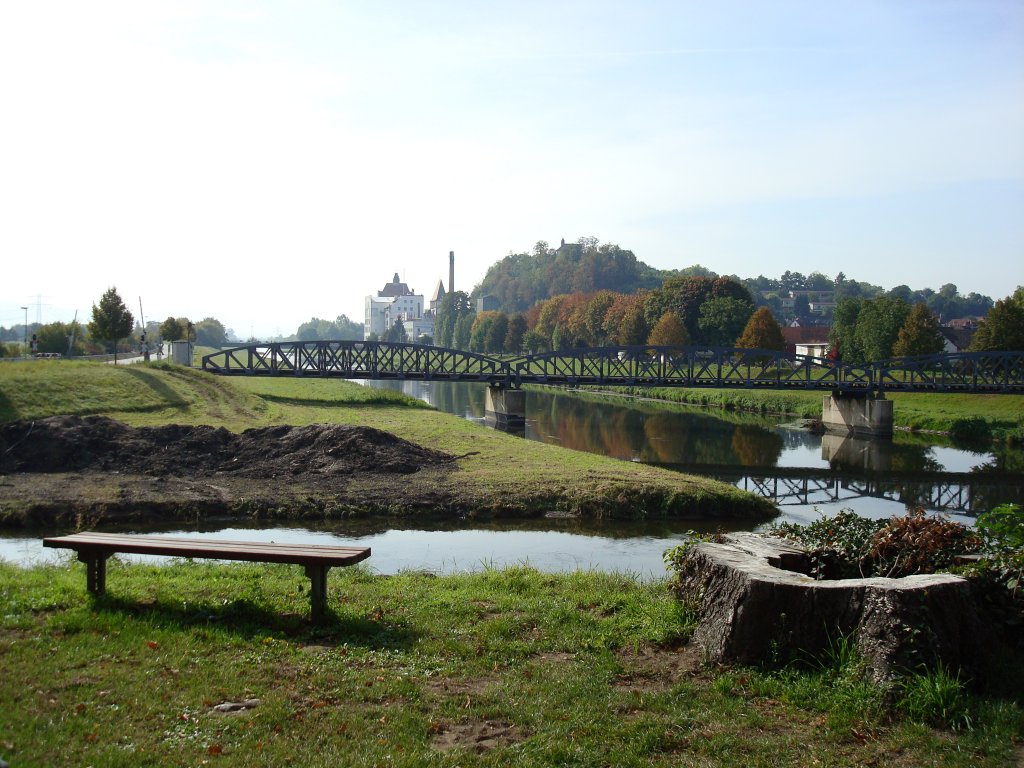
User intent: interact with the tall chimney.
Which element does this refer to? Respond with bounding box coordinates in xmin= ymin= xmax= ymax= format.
xmin=448 ymin=251 xmax=454 ymax=294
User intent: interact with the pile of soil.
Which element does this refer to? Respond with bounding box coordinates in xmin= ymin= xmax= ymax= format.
xmin=0 ymin=415 xmax=453 ymax=479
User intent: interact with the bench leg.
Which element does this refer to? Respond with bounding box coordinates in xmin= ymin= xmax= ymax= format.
xmin=79 ymin=552 xmax=110 ymax=596
xmin=305 ymin=565 xmax=330 ymax=623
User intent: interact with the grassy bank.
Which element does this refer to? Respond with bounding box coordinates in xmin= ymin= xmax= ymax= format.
xmin=604 ymin=386 xmax=1024 ymax=442
xmin=0 ymin=361 xmax=774 ymax=523
xmin=1 ymin=561 xmax=1020 ymax=767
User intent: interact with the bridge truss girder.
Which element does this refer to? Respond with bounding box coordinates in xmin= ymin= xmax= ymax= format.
xmin=202 ymin=342 xmax=1024 ymax=394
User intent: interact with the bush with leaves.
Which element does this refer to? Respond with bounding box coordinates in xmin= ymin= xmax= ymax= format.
xmin=956 ymin=504 xmax=1024 ymax=639
xmin=770 ymin=510 xmax=885 ymax=579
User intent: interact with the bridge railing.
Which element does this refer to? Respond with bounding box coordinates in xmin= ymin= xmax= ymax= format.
xmin=512 ymin=345 xmax=875 ymax=391
xmin=203 ymin=341 xmax=514 ymax=382
xmin=873 ymin=351 xmax=1024 ymax=393
xmin=202 ymin=341 xmax=1024 ymax=394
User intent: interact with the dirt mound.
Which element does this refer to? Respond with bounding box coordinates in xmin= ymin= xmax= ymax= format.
xmin=0 ymin=415 xmax=452 ymax=478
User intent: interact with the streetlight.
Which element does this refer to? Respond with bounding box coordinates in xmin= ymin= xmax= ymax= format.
xmin=20 ymin=306 xmax=27 ymax=355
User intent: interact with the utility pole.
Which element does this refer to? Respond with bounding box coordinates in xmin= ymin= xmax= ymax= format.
xmin=20 ymin=306 xmax=28 ymax=355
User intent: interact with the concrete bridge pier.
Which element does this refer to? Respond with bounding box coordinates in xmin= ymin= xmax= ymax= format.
xmin=485 ymin=385 xmax=526 ymax=431
xmin=822 ymin=391 xmax=893 ymax=439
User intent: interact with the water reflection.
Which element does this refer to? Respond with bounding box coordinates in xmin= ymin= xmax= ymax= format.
xmin=367 ymin=380 xmax=1024 ymax=517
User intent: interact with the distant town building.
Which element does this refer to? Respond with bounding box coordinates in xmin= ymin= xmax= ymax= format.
xmin=939 ymin=326 xmax=975 ymax=353
xmin=429 ymin=280 xmax=446 ymax=314
xmin=782 ymin=326 xmax=830 ymax=358
xmin=476 ymin=295 xmax=500 ymax=313
xmin=364 ymin=254 xmax=456 ymax=341
xmin=364 ymin=273 xmax=424 ymax=339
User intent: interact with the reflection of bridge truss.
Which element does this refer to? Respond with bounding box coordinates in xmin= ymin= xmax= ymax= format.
xmin=731 ymin=475 xmax=1022 ymax=515
xmin=203 ymin=342 xmax=1024 ymax=394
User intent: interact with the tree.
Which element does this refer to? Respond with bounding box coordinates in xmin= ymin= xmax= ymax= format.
xmin=892 ymin=303 xmax=945 ymax=357
xmin=453 ymin=313 xmax=474 ymax=350
xmin=382 ymin=318 xmax=408 ymax=343
xmin=828 ymin=297 xmax=863 ymax=363
xmin=195 ymin=317 xmax=228 ymax=347
xmin=736 ymin=308 xmax=785 ymax=351
xmin=160 ymin=316 xmax=185 ymax=342
xmin=646 ymin=312 xmax=689 ymax=346
xmin=645 ymin=276 xmax=753 ymax=341
xmin=35 ymin=321 xmax=85 ymax=356
xmin=697 ymin=297 xmax=755 ymax=347
xmin=504 ymin=314 xmax=527 ymax=354
xmin=88 ymin=287 xmax=134 ymax=362
xmin=971 ymin=295 xmax=1024 ymax=352
xmin=618 ymin=304 xmax=649 ymax=346
xmin=854 ymin=297 xmax=910 ymax=362
xmin=435 ymin=291 xmax=473 ymax=347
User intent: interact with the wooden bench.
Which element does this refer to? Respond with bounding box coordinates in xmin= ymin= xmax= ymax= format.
xmin=43 ymin=532 xmax=371 ymax=622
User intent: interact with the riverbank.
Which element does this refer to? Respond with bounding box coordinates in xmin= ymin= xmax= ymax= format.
xmin=578 ymin=385 xmax=1024 ymax=444
xmin=0 ymin=361 xmax=775 ymax=526
xmin=0 ymin=561 xmax=1019 ymax=767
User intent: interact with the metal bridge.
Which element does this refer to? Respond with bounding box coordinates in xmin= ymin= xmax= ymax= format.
xmin=202 ymin=342 xmax=1024 ymax=394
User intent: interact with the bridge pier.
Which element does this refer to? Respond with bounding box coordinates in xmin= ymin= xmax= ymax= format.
xmin=485 ymin=385 xmax=526 ymax=430
xmin=822 ymin=392 xmax=893 ymax=439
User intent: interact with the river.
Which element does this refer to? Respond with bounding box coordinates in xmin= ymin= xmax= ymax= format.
xmin=2 ymin=381 xmax=1021 ymax=578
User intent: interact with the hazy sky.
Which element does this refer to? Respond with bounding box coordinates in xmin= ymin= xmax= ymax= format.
xmin=2 ymin=1 xmax=1022 ymax=339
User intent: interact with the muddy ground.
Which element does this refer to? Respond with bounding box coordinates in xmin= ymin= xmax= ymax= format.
xmin=0 ymin=415 xmax=469 ymax=527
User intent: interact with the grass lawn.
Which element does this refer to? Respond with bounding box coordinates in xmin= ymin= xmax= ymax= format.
xmin=1 ymin=560 xmax=1020 ymax=768
xmin=0 ymin=361 xmax=773 ymax=521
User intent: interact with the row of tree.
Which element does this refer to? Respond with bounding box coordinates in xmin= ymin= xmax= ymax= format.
xmin=828 ymin=287 xmax=1024 ymax=364
xmin=431 ymin=277 xmax=787 ymax=355
xmin=0 ymin=288 xmax=235 ymax=358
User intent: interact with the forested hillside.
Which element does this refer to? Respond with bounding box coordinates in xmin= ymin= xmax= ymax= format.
xmin=475 ymin=238 xmax=664 ymax=312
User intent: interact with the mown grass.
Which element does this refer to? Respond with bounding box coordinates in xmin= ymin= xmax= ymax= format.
xmin=610 ymin=385 xmax=1024 ymax=439
xmin=0 ymin=361 xmax=770 ymax=519
xmin=1 ymin=561 xmax=1020 ymax=768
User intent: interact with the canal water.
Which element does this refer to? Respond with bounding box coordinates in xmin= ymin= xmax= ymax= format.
xmin=2 ymin=381 xmax=1021 ymax=578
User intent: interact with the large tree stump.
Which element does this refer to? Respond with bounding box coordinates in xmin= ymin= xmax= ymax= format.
xmin=676 ymin=533 xmax=983 ymax=684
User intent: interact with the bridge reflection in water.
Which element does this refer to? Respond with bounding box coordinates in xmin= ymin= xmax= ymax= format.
xmin=662 ymin=433 xmax=1023 ymax=516
xmin=367 ymin=380 xmax=1024 ymax=519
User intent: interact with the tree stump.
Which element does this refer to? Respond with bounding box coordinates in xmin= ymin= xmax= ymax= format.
xmin=676 ymin=533 xmax=983 ymax=684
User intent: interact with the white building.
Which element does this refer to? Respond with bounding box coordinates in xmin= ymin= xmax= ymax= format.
xmin=364 ymin=273 xmax=425 ymax=340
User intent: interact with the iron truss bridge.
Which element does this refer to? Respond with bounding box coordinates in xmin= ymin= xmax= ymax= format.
xmin=202 ymin=342 xmax=1024 ymax=394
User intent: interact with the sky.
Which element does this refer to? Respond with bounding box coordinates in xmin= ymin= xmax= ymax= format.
xmin=1 ymin=1 xmax=1022 ymax=339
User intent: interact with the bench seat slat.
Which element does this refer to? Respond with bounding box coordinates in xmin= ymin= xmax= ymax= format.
xmin=43 ymin=533 xmax=371 ymax=567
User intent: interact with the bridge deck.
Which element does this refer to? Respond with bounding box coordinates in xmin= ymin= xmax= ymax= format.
xmin=202 ymin=342 xmax=1024 ymax=395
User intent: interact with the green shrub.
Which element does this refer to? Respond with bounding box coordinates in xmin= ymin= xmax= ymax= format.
xmin=949 ymin=416 xmax=992 ymax=444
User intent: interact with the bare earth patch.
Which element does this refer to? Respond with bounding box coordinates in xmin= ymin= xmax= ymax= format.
xmin=429 ymin=719 xmax=526 ymax=753
xmin=614 ymin=643 xmax=704 ymax=692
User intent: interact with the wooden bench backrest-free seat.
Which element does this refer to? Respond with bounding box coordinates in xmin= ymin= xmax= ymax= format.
xmin=43 ymin=532 xmax=371 ymax=622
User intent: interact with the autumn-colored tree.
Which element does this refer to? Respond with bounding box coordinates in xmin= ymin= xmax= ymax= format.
xmin=646 ymin=312 xmax=689 ymax=346
xmin=535 ymin=295 xmax=568 ymax=345
xmin=602 ymin=292 xmax=647 ymax=345
xmin=644 ymin=276 xmax=754 ymax=340
xmin=892 ymin=303 xmax=945 ymax=357
xmin=736 ymin=307 xmax=786 ymax=351
xmin=581 ymin=290 xmax=618 ymax=346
